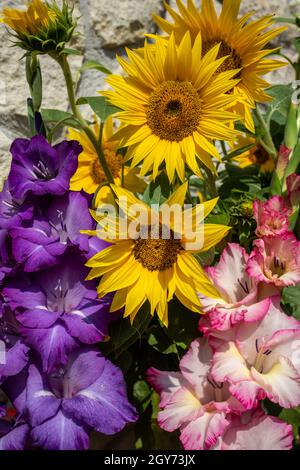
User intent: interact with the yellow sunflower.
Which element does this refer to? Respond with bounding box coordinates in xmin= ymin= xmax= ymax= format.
xmin=153 ymin=0 xmax=286 ymax=133
xmin=83 ymin=183 xmax=230 ymax=326
xmin=232 ymin=134 xmax=275 ymax=173
xmin=102 ymin=32 xmax=241 ymax=184
xmin=0 ymin=0 xmax=55 ymax=36
xmin=69 ymin=117 xmax=146 ymax=205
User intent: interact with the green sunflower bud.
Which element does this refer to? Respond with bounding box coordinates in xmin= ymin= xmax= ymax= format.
xmin=0 ymin=0 xmax=77 ymax=54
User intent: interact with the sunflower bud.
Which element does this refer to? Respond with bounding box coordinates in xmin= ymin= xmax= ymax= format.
xmin=0 ymin=0 xmax=76 ymax=54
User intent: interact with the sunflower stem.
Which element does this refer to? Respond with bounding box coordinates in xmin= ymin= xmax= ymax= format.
xmin=254 ymin=107 xmax=277 ymax=159
xmin=54 ymin=53 xmax=114 ymax=184
xmin=204 ymin=168 xmax=218 ymax=198
xmin=220 ymin=140 xmax=228 ymax=157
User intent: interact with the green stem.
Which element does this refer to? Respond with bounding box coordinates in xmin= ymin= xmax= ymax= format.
xmin=204 ymin=167 xmax=218 ymax=198
xmin=254 ymin=107 xmax=277 ymax=159
xmin=55 ymin=53 xmax=114 ymax=184
xmin=220 ymin=140 xmax=228 ymax=157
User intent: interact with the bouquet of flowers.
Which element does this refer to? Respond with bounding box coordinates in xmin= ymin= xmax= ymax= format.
xmin=0 ymin=0 xmax=299 ymax=451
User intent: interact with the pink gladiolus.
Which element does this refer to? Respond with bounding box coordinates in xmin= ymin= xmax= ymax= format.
xmin=198 ymin=243 xmax=270 ymax=331
xmin=147 ymin=338 xmax=245 ymax=450
xmin=211 ymin=297 xmax=300 ymax=410
xmin=216 ymin=409 xmax=293 ymax=450
xmin=253 ymin=196 xmax=291 ymax=238
xmin=246 ymin=234 xmax=300 ymax=287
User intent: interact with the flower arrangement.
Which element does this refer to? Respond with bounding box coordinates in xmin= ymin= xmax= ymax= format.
xmin=0 ymin=0 xmax=300 ymax=451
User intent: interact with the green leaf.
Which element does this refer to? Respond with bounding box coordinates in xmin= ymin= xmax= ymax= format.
xmin=26 ymin=55 xmax=43 ymax=112
xmin=275 ymin=16 xmax=299 ymax=25
xmin=147 ymin=328 xmax=179 ymax=355
xmin=100 ymin=303 xmax=152 ymax=357
xmin=76 ymin=96 xmax=119 ymax=121
xmin=61 ymin=48 xmax=83 ymax=56
xmin=27 ymin=98 xmax=36 ymax=137
xmin=279 ymin=407 xmax=300 ymax=439
xmin=165 ymin=298 xmax=200 ymax=347
xmin=142 ymin=172 xmax=172 ymax=206
xmin=266 ymin=85 xmax=294 ymax=127
xmin=205 ymin=213 xmax=230 ymax=225
xmin=281 ymin=285 xmax=300 ymax=320
xmin=284 ymin=140 xmax=300 ymax=180
xmin=226 ymin=143 xmax=256 ymax=160
xmin=79 ymin=60 xmax=111 ymax=75
xmin=133 ymin=380 xmax=151 ymax=411
xmin=40 ymin=108 xmax=80 ymax=128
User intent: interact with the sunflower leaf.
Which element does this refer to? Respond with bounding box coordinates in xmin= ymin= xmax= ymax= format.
xmin=76 ymin=96 xmax=119 ymax=121
xmin=41 ymin=108 xmax=80 ymax=128
xmin=266 ymin=85 xmax=294 ymax=127
xmin=79 ymin=60 xmax=111 ymax=75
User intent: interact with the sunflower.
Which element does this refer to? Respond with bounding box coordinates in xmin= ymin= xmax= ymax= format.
xmin=102 ymin=32 xmax=241 ymax=184
xmin=0 ymin=0 xmax=75 ymax=53
xmin=232 ymin=134 xmax=275 ymax=173
xmin=69 ymin=117 xmax=146 ymax=205
xmin=83 ymin=183 xmax=230 ymax=326
xmin=153 ymin=0 xmax=286 ymax=133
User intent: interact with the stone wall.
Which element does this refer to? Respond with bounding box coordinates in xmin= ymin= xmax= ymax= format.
xmin=1 ymin=0 xmax=300 ymax=188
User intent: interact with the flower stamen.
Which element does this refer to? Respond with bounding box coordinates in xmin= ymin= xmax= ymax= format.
xmin=146 ymin=81 xmax=202 ymax=142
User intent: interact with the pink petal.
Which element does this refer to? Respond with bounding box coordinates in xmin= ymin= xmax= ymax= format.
xmin=179 ymin=338 xmax=214 ymax=401
xmin=180 ymin=411 xmax=230 ymax=450
xmin=221 ymin=410 xmax=293 ymax=450
xmin=157 ymin=387 xmax=202 ymax=432
xmin=251 ymin=356 xmax=300 ymax=408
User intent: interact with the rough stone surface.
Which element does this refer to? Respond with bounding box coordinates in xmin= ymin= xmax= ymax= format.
xmin=0 ymin=0 xmax=300 ymax=187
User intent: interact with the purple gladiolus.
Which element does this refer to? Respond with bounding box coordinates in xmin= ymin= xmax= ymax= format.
xmin=0 ymin=306 xmax=30 ymax=384
xmin=7 ymin=136 xmax=82 ymax=199
xmin=0 ymin=181 xmax=33 ymax=230
xmin=10 ymin=217 xmax=66 ymax=272
xmin=0 ymin=229 xmax=14 ymax=283
xmin=44 ymin=191 xmax=95 ymax=253
xmin=3 ymin=248 xmax=112 ymax=372
xmin=26 ymin=347 xmax=138 ymax=450
xmin=0 ymin=416 xmax=30 ymax=450
xmin=9 ymin=191 xmax=104 ymax=272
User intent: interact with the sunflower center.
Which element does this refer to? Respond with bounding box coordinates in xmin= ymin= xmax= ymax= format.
xmin=146 ymin=81 xmax=202 ymax=142
xmin=251 ymin=146 xmax=270 ymax=166
xmin=133 ymin=226 xmax=182 ymax=272
xmin=92 ymin=148 xmax=122 ymax=184
xmin=202 ymin=39 xmax=242 ymax=76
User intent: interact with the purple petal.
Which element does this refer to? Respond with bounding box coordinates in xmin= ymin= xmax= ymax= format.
xmin=0 ymin=340 xmax=29 ymax=382
xmin=45 ymin=191 xmax=93 ymax=253
xmin=26 ymin=364 xmax=61 ymax=427
xmin=62 ymin=314 xmax=104 ymax=344
xmin=16 ymin=309 xmax=61 ymax=329
xmin=20 ymin=323 xmax=79 ymax=373
xmin=8 ymin=136 xmax=82 ymax=199
xmin=66 ymin=348 xmax=105 ymax=394
xmin=31 ymin=409 xmax=90 ymax=450
xmin=63 ymin=350 xmax=138 ymax=435
xmin=1 ymin=368 xmax=28 ymax=414
xmin=0 ymin=181 xmax=34 ymax=229
xmin=0 ymin=422 xmax=30 ymax=450
xmin=3 ymin=280 xmax=46 ymax=311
